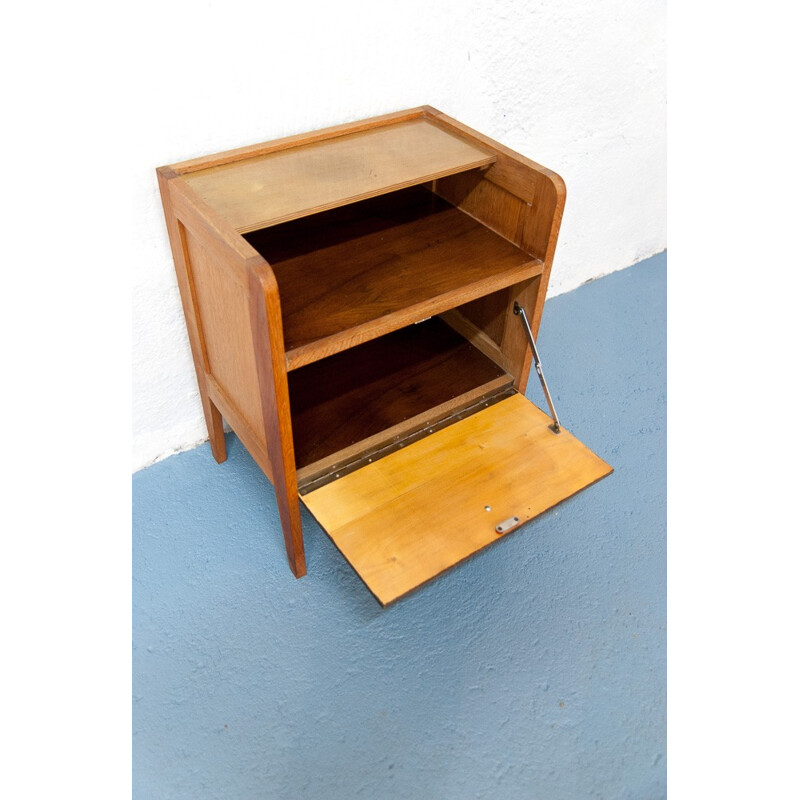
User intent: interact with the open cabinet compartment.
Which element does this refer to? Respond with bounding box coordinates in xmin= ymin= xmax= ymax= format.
xmin=243 ymin=184 xmax=543 ymax=370
xmin=157 ymin=106 xmax=612 ymax=603
xmin=284 ymin=316 xmax=516 ymax=491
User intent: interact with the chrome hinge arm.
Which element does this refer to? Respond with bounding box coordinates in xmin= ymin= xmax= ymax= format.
xmin=514 ymin=302 xmax=561 ymax=434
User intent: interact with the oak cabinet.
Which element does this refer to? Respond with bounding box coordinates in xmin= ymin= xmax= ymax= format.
xmin=157 ymin=107 xmax=611 ymax=605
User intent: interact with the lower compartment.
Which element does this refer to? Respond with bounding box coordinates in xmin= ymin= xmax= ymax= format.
xmin=289 ymin=316 xmax=513 ymax=488
xmin=301 ymin=392 xmax=613 ymax=605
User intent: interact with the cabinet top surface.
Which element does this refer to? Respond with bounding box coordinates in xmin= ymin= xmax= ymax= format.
xmin=181 ymin=118 xmax=495 ymax=233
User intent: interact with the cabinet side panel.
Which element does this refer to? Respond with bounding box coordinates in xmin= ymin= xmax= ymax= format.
xmin=434 ymin=172 xmax=537 ymax=388
xmin=429 ymin=111 xmax=566 ymax=342
xmin=435 ymin=171 xmax=525 ymax=247
xmin=183 ymin=229 xmax=268 ymax=443
xmin=518 ymin=174 xmax=565 ymax=340
xmin=453 ymin=291 xmax=508 ymax=348
xmin=434 ymin=172 xmax=526 ymax=347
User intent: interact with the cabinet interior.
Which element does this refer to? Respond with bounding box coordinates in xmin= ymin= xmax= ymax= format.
xmin=287 ymin=315 xmax=517 ymax=490
xmin=244 ymin=183 xmax=543 ymax=371
xmin=244 ymin=182 xmax=540 ymax=489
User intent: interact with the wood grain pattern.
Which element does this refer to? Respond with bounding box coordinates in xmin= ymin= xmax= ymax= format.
xmin=438 ymin=307 xmax=513 ymax=374
xmin=161 ymin=164 xmax=308 ymax=576
xmin=248 ymin=259 xmax=306 ymax=577
xmin=429 ymin=110 xmax=566 ymax=342
xmin=169 ymin=107 xmax=431 ymax=175
xmin=168 ymin=176 xmax=257 ymax=284
xmin=245 ymin=187 xmax=543 ymax=370
xmin=183 ymin=119 xmax=495 ymax=233
xmin=289 ymin=318 xmax=511 ymax=477
xmin=434 ymin=170 xmax=537 ymax=384
xmin=184 ymin=230 xmax=266 ymax=440
xmin=435 ymin=169 xmax=525 ymax=245
xmin=158 ymin=108 xmax=573 ymax=588
xmin=302 ymin=393 xmax=613 ymax=605
xmin=501 ymin=276 xmax=541 ymax=391
xmin=206 ymin=375 xmax=272 ymax=482
xmin=430 ymin=114 xmax=567 ymax=390
xmin=157 ymin=168 xmax=227 ymax=463
xmin=296 ymin=377 xmax=511 ymax=490
xmin=445 ymin=288 xmax=511 ymax=349
xmin=426 ymin=107 xmax=566 ymax=207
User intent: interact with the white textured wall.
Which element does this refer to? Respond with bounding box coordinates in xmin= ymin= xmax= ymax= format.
xmin=133 ymin=0 xmax=666 ymax=471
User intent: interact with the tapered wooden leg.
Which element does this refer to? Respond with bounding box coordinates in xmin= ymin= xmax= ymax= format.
xmin=274 ymin=487 xmax=307 ymax=578
xmin=202 ymin=394 xmax=227 ymax=463
xmin=158 ymin=168 xmax=229 ymax=468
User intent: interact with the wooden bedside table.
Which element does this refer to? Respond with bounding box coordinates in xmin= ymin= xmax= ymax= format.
xmin=157 ymin=106 xmax=612 ymax=605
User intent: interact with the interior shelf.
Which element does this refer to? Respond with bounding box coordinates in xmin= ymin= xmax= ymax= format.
xmin=288 ymin=317 xmax=513 ymax=487
xmin=246 ymin=186 xmax=543 ymax=370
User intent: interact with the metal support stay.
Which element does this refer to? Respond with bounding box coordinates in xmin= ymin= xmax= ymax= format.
xmin=513 ymin=302 xmax=561 ymax=433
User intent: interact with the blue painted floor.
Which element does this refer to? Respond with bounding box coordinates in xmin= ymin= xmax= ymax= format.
xmin=133 ymin=252 xmax=666 ymax=799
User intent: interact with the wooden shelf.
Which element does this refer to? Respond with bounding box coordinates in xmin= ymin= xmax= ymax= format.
xmin=182 ymin=118 xmax=496 ymax=233
xmin=289 ymin=317 xmax=512 ymax=486
xmin=246 ymin=187 xmax=543 ymax=370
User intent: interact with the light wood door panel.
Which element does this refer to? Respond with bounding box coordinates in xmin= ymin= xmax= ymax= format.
xmin=302 ymin=393 xmax=612 ymax=605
